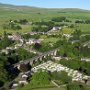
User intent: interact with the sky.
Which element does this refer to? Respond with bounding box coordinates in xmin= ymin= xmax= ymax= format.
xmin=0 ymin=0 xmax=90 ymax=10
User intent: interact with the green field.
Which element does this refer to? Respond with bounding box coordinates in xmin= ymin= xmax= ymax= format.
xmin=17 ymin=82 xmax=57 ymax=90
xmin=17 ymin=85 xmax=90 ymax=90
xmin=63 ymin=28 xmax=74 ymax=34
xmin=85 ymin=86 xmax=90 ymax=90
xmin=17 ymin=87 xmax=66 ymax=90
xmin=17 ymin=83 xmax=66 ymax=90
xmin=78 ymin=24 xmax=90 ymax=34
xmin=40 ymin=35 xmax=59 ymax=43
xmin=0 ymin=3 xmax=90 ymax=35
xmin=0 ymin=25 xmax=32 ymax=35
xmin=33 ymin=87 xmax=66 ymax=90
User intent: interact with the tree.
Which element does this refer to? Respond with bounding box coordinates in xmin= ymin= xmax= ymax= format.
xmin=0 ymin=36 xmax=14 ymax=50
xmin=58 ymin=71 xmax=72 ymax=84
xmin=0 ymin=80 xmax=4 ymax=87
xmin=72 ymin=29 xmax=82 ymax=40
xmin=34 ymin=43 xmax=41 ymax=50
xmin=85 ymin=20 xmax=90 ymax=24
xmin=7 ymin=54 xmax=19 ymax=64
xmin=75 ymin=20 xmax=84 ymax=24
xmin=52 ymin=17 xmax=66 ymax=22
xmin=20 ymin=63 xmax=31 ymax=72
xmin=51 ymin=71 xmax=71 ymax=84
xmin=30 ymin=70 xmax=50 ymax=87
xmin=0 ymin=56 xmax=8 ymax=86
xmin=67 ymin=83 xmax=85 ymax=90
xmin=3 ymin=21 xmax=22 ymax=30
xmin=19 ymin=19 xmax=28 ymax=24
xmin=16 ymin=48 xmax=35 ymax=60
xmin=69 ymin=24 xmax=74 ymax=28
xmin=32 ymin=25 xmax=49 ymax=32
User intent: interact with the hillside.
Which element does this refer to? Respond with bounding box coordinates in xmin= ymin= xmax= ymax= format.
xmin=0 ymin=3 xmax=90 ymax=35
xmin=0 ymin=3 xmax=90 ymax=12
xmin=0 ymin=3 xmax=90 ymax=18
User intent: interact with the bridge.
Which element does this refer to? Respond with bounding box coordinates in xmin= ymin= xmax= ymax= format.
xmin=14 ymin=48 xmax=59 ymax=69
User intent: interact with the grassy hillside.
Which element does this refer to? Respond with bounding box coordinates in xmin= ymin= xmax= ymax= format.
xmin=0 ymin=3 xmax=90 ymax=35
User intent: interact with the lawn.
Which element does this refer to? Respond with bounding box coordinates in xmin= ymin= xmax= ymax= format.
xmin=0 ymin=24 xmax=32 ymax=35
xmin=40 ymin=35 xmax=59 ymax=43
xmin=85 ymin=85 xmax=90 ymax=90
xmin=63 ymin=28 xmax=74 ymax=34
xmin=43 ymin=37 xmax=59 ymax=43
xmin=33 ymin=87 xmax=66 ymax=90
xmin=78 ymin=24 xmax=90 ymax=34
xmin=16 ymin=82 xmax=57 ymax=90
xmin=17 ymin=87 xmax=66 ymax=90
xmin=17 ymin=83 xmax=66 ymax=90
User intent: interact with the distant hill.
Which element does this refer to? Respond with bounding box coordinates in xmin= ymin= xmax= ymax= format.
xmin=0 ymin=3 xmax=90 ymax=13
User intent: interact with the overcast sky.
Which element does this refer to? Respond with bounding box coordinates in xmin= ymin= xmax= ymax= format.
xmin=0 ymin=0 xmax=90 ymax=10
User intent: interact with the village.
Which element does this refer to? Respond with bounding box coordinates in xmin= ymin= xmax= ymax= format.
xmin=0 ymin=25 xmax=90 ymax=90
xmin=0 ymin=13 xmax=90 ymax=90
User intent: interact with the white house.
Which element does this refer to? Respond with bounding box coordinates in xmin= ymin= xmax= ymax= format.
xmin=81 ymin=58 xmax=90 ymax=62
xmin=22 ymin=74 xmax=28 ymax=78
xmin=19 ymin=78 xmax=28 ymax=85
xmin=10 ymin=82 xmax=19 ymax=90
xmin=26 ymin=39 xmax=42 ymax=45
xmin=52 ymin=56 xmax=62 ymax=61
xmin=8 ymin=33 xmax=22 ymax=41
xmin=52 ymin=27 xmax=61 ymax=31
xmin=1 ymin=49 xmax=8 ymax=54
